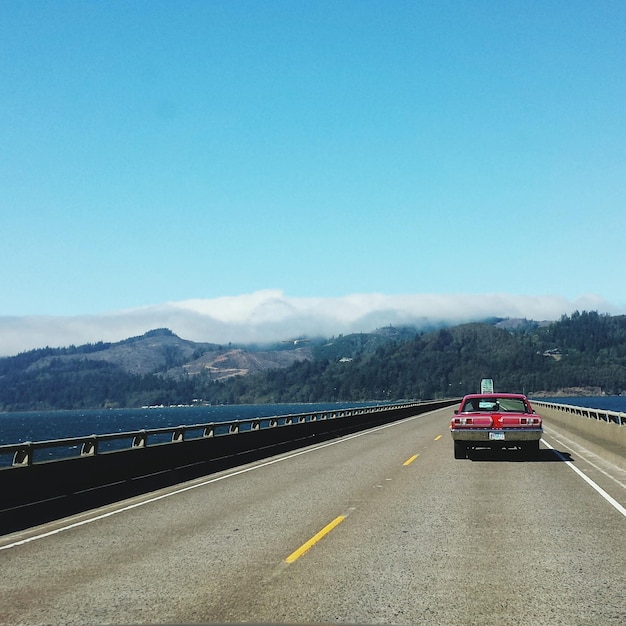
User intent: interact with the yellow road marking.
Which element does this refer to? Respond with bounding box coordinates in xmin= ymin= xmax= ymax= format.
xmin=434 ymin=434 xmax=443 ymax=441
xmin=403 ymin=454 xmax=419 ymax=466
xmin=285 ymin=515 xmax=346 ymax=564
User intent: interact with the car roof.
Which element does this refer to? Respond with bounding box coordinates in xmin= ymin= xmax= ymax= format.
xmin=462 ymin=393 xmax=528 ymax=400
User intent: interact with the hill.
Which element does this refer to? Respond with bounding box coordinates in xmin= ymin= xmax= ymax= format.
xmin=188 ymin=312 xmax=626 ymax=404
xmin=0 ymin=328 xmax=317 ymax=411
xmin=1 ymin=312 xmax=625 ymax=411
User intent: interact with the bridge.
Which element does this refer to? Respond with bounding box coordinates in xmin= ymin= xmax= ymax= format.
xmin=0 ymin=400 xmax=624 ymax=625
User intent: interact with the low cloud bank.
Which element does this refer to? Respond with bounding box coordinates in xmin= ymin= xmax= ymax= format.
xmin=0 ymin=290 xmax=619 ymax=357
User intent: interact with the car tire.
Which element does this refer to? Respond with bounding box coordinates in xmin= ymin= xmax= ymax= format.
xmin=454 ymin=441 xmax=466 ymax=459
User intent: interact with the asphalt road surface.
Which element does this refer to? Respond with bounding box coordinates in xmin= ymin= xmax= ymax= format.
xmin=1 ymin=405 xmax=624 ymax=625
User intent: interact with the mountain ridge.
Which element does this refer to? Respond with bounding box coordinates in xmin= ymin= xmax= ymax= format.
xmin=2 ymin=312 xmax=625 ymax=411
xmin=14 ymin=328 xmax=316 ymax=380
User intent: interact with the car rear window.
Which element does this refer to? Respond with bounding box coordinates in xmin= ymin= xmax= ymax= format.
xmin=461 ymin=398 xmax=529 ymax=413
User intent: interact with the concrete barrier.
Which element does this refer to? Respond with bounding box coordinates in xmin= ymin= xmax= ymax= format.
xmin=532 ymin=400 xmax=626 ymax=468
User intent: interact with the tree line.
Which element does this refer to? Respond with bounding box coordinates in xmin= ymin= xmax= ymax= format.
xmin=1 ymin=311 xmax=625 ymax=411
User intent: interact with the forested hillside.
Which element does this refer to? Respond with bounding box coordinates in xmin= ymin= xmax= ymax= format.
xmin=1 ymin=311 xmax=625 ymax=411
xmin=217 ymin=312 xmax=626 ymax=404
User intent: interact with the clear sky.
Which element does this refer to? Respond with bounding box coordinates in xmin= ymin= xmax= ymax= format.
xmin=1 ymin=1 xmax=625 ymax=352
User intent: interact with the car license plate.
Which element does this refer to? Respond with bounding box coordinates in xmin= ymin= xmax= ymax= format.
xmin=489 ymin=431 xmax=505 ymax=441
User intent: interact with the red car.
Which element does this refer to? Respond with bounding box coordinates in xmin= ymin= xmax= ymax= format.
xmin=450 ymin=393 xmax=542 ymax=459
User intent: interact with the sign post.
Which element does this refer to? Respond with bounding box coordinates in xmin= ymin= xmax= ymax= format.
xmin=480 ymin=378 xmax=494 ymax=394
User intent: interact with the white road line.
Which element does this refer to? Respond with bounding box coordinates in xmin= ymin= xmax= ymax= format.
xmin=1 ymin=410 xmax=435 ymax=551
xmin=543 ymin=426 xmax=626 ymax=490
xmin=542 ymin=439 xmax=626 ymax=519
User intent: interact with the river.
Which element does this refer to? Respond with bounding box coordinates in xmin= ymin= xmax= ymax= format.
xmin=0 ymin=402 xmax=384 ymax=447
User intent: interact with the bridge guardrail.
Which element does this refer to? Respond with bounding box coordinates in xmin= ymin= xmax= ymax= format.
xmin=0 ymin=399 xmax=460 ymax=533
xmin=532 ymin=400 xmax=626 ymax=426
xmin=0 ymin=401 xmax=453 ymax=468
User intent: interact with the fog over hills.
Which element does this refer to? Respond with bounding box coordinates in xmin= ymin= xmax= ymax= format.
xmin=3 ymin=311 xmax=625 ymax=411
xmin=0 ymin=290 xmax=617 ymax=356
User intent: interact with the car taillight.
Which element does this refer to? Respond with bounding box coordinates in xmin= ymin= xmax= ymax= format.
xmin=522 ymin=417 xmax=541 ymax=426
xmin=500 ymin=416 xmax=542 ymax=426
xmin=451 ymin=416 xmax=493 ymax=427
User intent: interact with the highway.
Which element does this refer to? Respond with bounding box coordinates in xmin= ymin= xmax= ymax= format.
xmin=1 ymin=405 xmax=625 ymax=625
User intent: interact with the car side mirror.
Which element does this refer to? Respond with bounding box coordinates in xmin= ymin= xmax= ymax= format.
xmin=454 ymin=409 xmax=459 ymax=414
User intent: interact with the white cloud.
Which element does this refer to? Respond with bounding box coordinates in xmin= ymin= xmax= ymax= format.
xmin=0 ymin=290 xmax=621 ymax=357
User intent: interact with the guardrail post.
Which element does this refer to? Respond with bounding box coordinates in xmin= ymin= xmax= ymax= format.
xmin=13 ymin=442 xmax=33 ymax=466
xmin=132 ymin=431 xmax=147 ymax=448
xmin=172 ymin=428 xmax=185 ymax=442
xmin=81 ymin=436 xmax=98 ymax=456
xmin=203 ymin=424 xmax=215 ymax=437
xmin=229 ymin=423 xmax=239 ymax=434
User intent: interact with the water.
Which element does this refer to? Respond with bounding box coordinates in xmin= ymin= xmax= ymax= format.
xmin=0 ymin=402 xmax=381 ymax=447
xmin=1 ymin=398 xmax=623 ymax=448
xmin=1 ymin=397 xmax=622 ymax=466
xmin=533 ymin=396 xmax=626 ymax=414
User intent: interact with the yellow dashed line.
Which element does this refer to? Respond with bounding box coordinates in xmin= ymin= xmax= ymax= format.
xmin=403 ymin=454 xmax=419 ymax=466
xmin=285 ymin=515 xmax=346 ymax=564
xmin=434 ymin=434 xmax=443 ymax=441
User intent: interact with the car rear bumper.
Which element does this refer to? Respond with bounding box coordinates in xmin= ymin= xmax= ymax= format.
xmin=450 ymin=428 xmax=543 ymax=442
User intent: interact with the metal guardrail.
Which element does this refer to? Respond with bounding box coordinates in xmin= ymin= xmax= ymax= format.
xmin=0 ymin=401 xmax=435 ymax=468
xmin=0 ymin=399 xmax=462 ymax=533
xmin=532 ymin=400 xmax=626 ymax=426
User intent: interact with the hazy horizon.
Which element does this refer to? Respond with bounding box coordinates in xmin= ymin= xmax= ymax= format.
xmin=0 ymin=290 xmax=619 ymax=356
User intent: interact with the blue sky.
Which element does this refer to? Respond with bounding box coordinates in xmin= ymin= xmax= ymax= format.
xmin=1 ymin=1 xmax=625 ymax=353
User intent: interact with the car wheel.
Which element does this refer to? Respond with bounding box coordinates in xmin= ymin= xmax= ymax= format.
xmin=454 ymin=441 xmax=466 ymax=459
